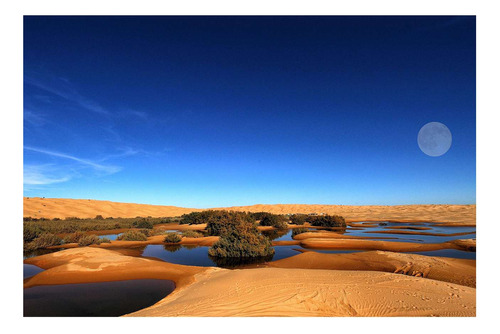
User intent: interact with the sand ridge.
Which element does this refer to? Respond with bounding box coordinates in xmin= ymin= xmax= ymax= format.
xmin=24 ymin=197 xmax=475 ymax=225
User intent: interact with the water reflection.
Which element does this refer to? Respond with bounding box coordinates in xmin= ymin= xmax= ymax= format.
xmin=24 ymin=264 xmax=44 ymax=279
xmin=24 ymin=279 xmax=175 ymax=317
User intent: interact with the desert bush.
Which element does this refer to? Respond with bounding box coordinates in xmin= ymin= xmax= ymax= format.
xmin=164 ymin=232 xmax=182 ymax=243
xmin=117 ymin=230 xmax=148 ymax=241
xmin=150 ymin=227 xmax=166 ymax=236
xmin=133 ymin=219 xmax=154 ymax=229
xmin=24 ymin=225 xmax=43 ymax=242
xmin=99 ymin=237 xmax=111 ymax=243
xmin=78 ymin=234 xmax=101 ymax=246
xmin=181 ymin=230 xmax=203 ymax=238
xmin=259 ymin=213 xmax=288 ymax=229
xmin=291 ymin=227 xmax=309 ymax=238
xmin=289 ymin=214 xmax=308 ymax=225
xmin=309 ymin=215 xmax=346 ymax=228
xmin=63 ymin=231 xmax=87 ymax=244
xmin=208 ymin=214 xmax=274 ymax=258
xmin=25 ymin=233 xmax=62 ymax=251
xmin=139 ymin=229 xmax=152 ymax=237
xmin=206 ymin=211 xmax=254 ymax=236
xmin=94 ymin=215 xmax=104 ymax=220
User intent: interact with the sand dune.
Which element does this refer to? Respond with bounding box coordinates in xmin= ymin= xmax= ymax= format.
xmin=129 ymin=268 xmax=474 ymax=317
xmin=268 ymin=251 xmax=476 ymax=288
xmin=24 ymin=197 xmax=476 ymax=225
xmin=25 ymin=247 xmax=475 ymax=317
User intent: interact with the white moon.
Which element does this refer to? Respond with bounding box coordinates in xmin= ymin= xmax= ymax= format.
xmin=417 ymin=122 xmax=452 ymax=157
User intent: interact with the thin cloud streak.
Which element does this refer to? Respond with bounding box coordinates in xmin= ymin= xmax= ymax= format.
xmin=25 ymin=75 xmax=110 ymax=116
xmin=24 ymin=146 xmax=122 ymax=174
xmin=24 ymin=164 xmax=72 ymax=185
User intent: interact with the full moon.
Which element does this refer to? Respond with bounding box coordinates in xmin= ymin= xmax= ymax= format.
xmin=417 ymin=122 xmax=452 ymax=157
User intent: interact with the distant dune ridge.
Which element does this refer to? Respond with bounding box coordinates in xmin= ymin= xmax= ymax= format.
xmin=23 ymin=197 xmax=476 ymax=225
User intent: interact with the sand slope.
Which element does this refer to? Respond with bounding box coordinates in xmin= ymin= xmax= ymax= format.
xmin=24 ymin=197 xmax=476 ymax=225
xmin=268 ymin=251 xmax=476 ymax=288
xmin=128 ymin=267 xmax=475 ymax=317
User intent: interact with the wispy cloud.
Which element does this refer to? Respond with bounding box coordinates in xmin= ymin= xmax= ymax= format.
xmin=24 ymin=164 xmax=72 ymax=185
xmin=25 ymin=74 xmax=110 ymax=116
xmin=24 ymin=146 xmax=122 ymax=174
xmin=24 ymin=109 xmax=47 ymax=127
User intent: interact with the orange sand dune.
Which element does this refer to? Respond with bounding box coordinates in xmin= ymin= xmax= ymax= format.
xmin=25 ymin=247 xmax=475 ymax=317
xmin=268 ymin=251 xmax=476 ymax=288
xmin=24 ymin=197 xmax=476 ymax=225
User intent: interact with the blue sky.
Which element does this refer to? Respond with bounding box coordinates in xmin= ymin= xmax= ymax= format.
xmin=23 ymin=16 xmax=476 ymax=207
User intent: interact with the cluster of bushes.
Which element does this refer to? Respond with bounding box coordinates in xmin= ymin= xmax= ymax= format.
xmin=289 ymin=214 xmax=309 ymax=225
xmin=77 ymin=234 xmax=101 ymax=246
xmin=291 ymin=227 xmax=310 ymax=238
xmin=206 ymin=211 xmax=253 ymax=236
xmin=132 ymin=219 xmax=154 ymax=229
xmin=308 ymin=215 xmax=346 ymax=228
xmin=288 ymin=214 xmax=346 ymax=227
xmin=181 ymin=230 xmax=204 ymax=238
xmin=258 ymin=213 xmax=288 ymax=229
xmin=117 ymin=230 xmax=148 ymax=241
xmin=164 ymin=232 xmax=182 ymax=243
xmin=24 ymin=233 xmax=62 ymax=252
xmin=208 ymin=212 xmax=274 ymax=258
xmin=23 ymin=216 xmax=173 ymax=238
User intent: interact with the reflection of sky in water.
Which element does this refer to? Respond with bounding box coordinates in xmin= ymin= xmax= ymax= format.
xmin=97 ymin=233 xmax=122 ymax=241
xmin=24 ymin=263 xmax=44 ymax=279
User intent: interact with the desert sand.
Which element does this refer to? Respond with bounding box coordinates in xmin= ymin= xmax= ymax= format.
xmin=24 ymin=197 xmax=475 ymax=225
xmin=24 ymin=247 xmax=475 ymax=317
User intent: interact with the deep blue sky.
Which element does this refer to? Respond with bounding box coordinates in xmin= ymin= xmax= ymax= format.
xmin=23 ymin=16 xmax=476 ymax=207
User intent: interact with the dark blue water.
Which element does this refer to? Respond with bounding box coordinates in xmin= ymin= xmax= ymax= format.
xmin=24 ymin=279 xmax=176 ymax=317
xmin=24 ymin=264 xmax=44 ymax=279
xmin=142 ymin=245 xmax=217 ymax=266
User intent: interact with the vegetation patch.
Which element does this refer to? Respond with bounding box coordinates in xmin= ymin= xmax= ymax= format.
xmin=208 ymin=213 xmax=275 ymax=258
xmin=181 ymin=230 xmax=203 ymax=238
xmin=258 ymin=213 xmax=288 ymax=229
xmin=117 ymin=230 xmax=148 ymax=241
xmin=77 ymin=234 xmax=101 ymax=246
xmin=24 ymin=233 xmax=62 ymax=252
xmin=63 ymin=231 xmax=87 ymax=244
xmin=308 ymin=215 xmax=346 ymax=228
xmin=164 ymin=232 xmax=182 ymax=243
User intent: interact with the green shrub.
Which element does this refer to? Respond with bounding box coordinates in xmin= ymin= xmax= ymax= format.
xmin=206 ymin=211 xmax=255 ymax=236
xmin=291 ymin=227 xmax=309 ymax=238
xmin=181 ymin=230 xmax=203 ymax=238
xmin=164 ymin=232 xmax=182 ymax=243
xmin=63 ymin=231 xmax=87 ymax=244
xmin=259 ymin=213 xmax=288 ymax=229
xmin=289 ymin=214 xmax=308 ymax=225
xmin=26 ymin=233 xmax=62 ymax=251
xmin=23 ymin=225 xmax=43 ymax=242
xmin=94 ymin=215 xmax=104 ymax=220
xmin=78 ymin=234 xmax=101 ymax=246
xmin=309 ymin=215 xmax=346 ymax=228
xmin=208 ymin=214 xmax=274 ymax=258
xmin=139 ymin=229 xmax=152 ymax=237
xmin=133 ymin=219 xmax=154 ymax=229
xmin=99 ymin=237 xmax=111 ymax=243
xmin=150 ymin=227 xmax=167 ymax=236
xmin=117 ymin=230 xmax=148 ymax=241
